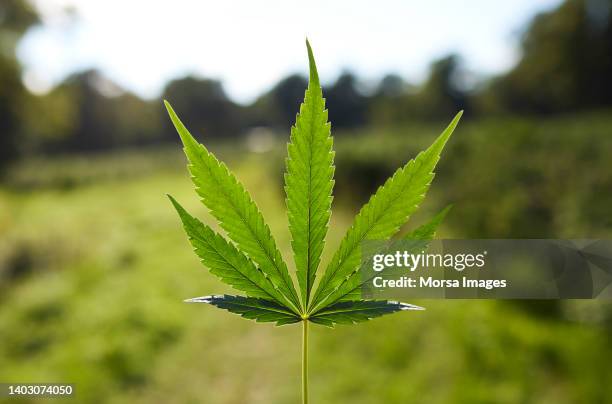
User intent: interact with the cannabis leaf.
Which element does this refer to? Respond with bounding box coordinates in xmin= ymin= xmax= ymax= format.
xmin=165 ymin=101 xmax=302 ymax=314
xmin=165 ymin=39 xmax=461 ymax=330
xmin=285 ymin=41 xmax=335 ymax=307
xmin=165 ymin=39 xmax=461 ymax=404
xmin=185 ymin=295 xmax=301 ymax=326
xmin=309 ymin=300 xmax=424 ymax=327
xmin=168 ymin=195 xmax=291 ymax=307
xmin=308 ymin=114 xmax=461 ymax=312
xmin=323 ymin=206 xmax=452 ymax=305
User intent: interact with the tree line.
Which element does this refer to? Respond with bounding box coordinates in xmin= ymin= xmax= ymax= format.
xmin=1 ymin=0 xmax=611 ymax=173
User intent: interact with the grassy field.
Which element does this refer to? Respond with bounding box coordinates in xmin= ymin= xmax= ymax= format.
xmin=1 ymin=123 xmax=612 ymax=403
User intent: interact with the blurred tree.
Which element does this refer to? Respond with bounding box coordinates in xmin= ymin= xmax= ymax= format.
xmin=492 ymin=0 xmax=612 ymax=114
xmin=0 ymin=0 xmax=38 ymax=174
xmin=368 ymin=74 xmax=415 ymax=125
xmin=324 ymin=72 xmax=368 ymax=129
xmin=368 ymin=57 xmax=470 ymax=124
xmin=162 ymin=76 xmax=242 ymax=140
xmin=31 ymin=70 xmax=161 ymax=153
xmin=249 ymin=74 xmax=308 ymax=129
xmin=414 ymin=55 xmax=471 ymax=120
xmin=374 ymin=74 xmax=406 ymax=98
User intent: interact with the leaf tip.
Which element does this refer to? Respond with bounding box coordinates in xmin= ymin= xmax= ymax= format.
xmin=432 ymin=110 xmax=463 ymax=153
xmin=396 ymin=301 xmax=425 ymax=311
xmin=438 ymin=204 xmax=453 ymax=219
xmin=167 ymin=195 xmax=191 ymax=222
xmin=185 ymin=295 xmax=226 ymax=304
xmin=305 ymin=38 xmax=320 ymax=86
xmin=184 ymin=295 xmax=215 ymax=303
xmin=163 ymin=99 xmax=177 ymax=120
xmin=163 ymin=100 xmax=199 ymax=149
xmin=166 ymin=193 xmax=180 ymax=208
xmin=452 ymin=110 xmax=464 ymax=127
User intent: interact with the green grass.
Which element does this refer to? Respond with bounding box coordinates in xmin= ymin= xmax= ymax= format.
xmin=1 ymin=128 xmax=611 ymax=403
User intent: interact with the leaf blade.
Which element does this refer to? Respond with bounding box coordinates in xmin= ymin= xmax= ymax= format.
xmin=165 ymin=101 xmax=302 ymax=313
xmin=310 ymin=114 xmax=462 ymax=312
xmin=402 ymin=205 xmax=452 ymax=240
xmin=185 ymin=295 xmax=302 ymax=326
xmin=285 ymin=40 xmax=335 ymax=307
xmin=309 ymin=300 xmax=423 ymax=328
xmin=168 ymin=195 xmax=294 ymax=309
xmin=321 ymin=205 xmax=451 ymax=305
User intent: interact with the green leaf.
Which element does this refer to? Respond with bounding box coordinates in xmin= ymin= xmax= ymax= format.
xmin=309 ymin=300 xmax=424 ymax=328
xmin=165 ymin=101 xmax=301 ymax=313
xmin=185 ymin=295 xmax=301 ymax=326
xmin=309 ymin=115 xmax=461 ymax=313
xmin=313 ymin=206 xmax=451 ymax=308
xmin=402 ymin=205 xmax=452 ymax=240
xmin=285 ymin=40 xmax=335 ymax=307
xmin=168 ymin=195 xmax=293 ymax=308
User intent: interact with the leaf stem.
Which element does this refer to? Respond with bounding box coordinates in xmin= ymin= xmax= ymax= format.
xmin=302 ymin=319 xmax=309 ymax=404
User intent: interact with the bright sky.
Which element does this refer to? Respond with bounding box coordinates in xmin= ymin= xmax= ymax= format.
xmin=18 ymin=0 xmax=562 ymax=103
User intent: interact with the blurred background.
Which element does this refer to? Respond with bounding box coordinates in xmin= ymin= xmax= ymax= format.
xmin=1 ymin=0 xmax=612 ymax=402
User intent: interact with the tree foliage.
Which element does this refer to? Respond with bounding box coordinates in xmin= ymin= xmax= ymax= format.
xmin=0 ymin=0 xmax=39 ymax=173
xmin=492 ymin=0 xmax=612 ymax=113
